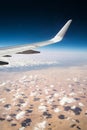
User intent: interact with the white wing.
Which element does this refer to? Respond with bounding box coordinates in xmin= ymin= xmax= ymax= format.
xmin=0 ymin=19 xmax=72 ymax=57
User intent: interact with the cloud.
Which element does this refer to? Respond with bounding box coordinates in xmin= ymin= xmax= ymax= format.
xmin=0 ymin=50 xmax=87 ymax=71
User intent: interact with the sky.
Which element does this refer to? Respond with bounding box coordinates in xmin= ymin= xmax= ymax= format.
xmin=0 ymin=0 xmax=87 ymax=51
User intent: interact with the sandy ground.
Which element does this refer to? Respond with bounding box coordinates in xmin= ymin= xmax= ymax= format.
xmin=0 ymin=66 xmax=87 ymax=130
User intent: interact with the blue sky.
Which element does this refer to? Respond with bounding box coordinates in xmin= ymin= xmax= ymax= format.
xmin=0 ymin=0 xmax=87 ymax=51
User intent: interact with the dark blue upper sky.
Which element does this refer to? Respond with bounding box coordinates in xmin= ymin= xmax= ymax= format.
xmin=0 ymin=0 xmax=87 ymax=51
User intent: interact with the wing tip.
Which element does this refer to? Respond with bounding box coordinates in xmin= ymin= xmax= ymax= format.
xmin=50 ymin=19 xmax=72 ymax=42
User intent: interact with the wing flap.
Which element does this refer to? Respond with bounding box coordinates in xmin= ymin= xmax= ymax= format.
xmin=17 ymin=50 xmax=40 ymax=54
xmin=0 ymin=61 xmax=9 ymax=65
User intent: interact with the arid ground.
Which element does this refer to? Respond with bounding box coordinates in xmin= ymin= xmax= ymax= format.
xmin=0 ymin=66 xmax=87 ymax=130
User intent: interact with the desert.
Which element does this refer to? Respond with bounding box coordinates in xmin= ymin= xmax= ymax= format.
xmin=0 ymin=66 xmax=87 ymax=130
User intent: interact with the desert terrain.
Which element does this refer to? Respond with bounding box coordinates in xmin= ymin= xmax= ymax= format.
xmin=0 ymin=66 xmax=87 ymax=130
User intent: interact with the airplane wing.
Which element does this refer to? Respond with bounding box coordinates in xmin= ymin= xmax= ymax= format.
xmin=0 ymin=19 xmax=72 ymax=65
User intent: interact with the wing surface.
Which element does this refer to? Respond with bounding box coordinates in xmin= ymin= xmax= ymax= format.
xmin=0 ymin=19 xmax=72 ymax=57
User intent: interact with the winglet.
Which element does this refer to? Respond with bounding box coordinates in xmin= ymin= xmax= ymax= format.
xmin=50 ymin=19 xmax=72 ymax=42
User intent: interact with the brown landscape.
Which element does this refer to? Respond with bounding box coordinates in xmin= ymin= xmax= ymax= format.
xmin=0 ymin=66 xmax=87 ymax=130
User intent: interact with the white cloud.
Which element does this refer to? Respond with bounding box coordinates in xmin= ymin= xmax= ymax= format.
xmin=0 ymin=50 xmax=87 ymax=71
